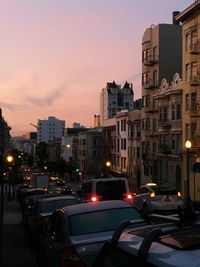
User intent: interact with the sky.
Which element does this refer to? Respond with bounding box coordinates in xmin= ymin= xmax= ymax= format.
xmin=0 ymin=0 xmax=194 ymax=136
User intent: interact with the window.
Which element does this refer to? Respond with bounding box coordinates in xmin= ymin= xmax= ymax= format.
xmin=164 ymin=107 xmax=168 ymax=121
xmin=191 ymin=92 xmax=197 ymax=112
xmin=186 ymin=64 xmax=190 ymax=82
xmin=191 ymin=123 xmax=196 ymax=142
xmin=185 ymin=33 xmax=190 ymax=52
xmin=185 ymin=123 xmax=190 ymax=140
xmin=191 ymin=31 xmax=197 ymax=47
xmin=191 ymin=62 xmax=197 ymax=79
xmin=153 ymin=70 xmax=157 ymax=85
xmin=185 ymin=94 xmax=190 ymax=111
xmin=177 ymin=104 xmax=181 ymax=120
xmin=172 ymin=105 xmax=175 ymax=120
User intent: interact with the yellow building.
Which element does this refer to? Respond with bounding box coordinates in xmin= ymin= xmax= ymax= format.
xmin=176 ymin=1 xmax=200 ymax=200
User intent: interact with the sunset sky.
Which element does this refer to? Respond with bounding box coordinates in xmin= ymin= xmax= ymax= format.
xmin=0 ymin=0 xmax=193 ymax=136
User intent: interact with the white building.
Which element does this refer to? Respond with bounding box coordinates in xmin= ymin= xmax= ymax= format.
xmin=61 ymin=129 xmax=73 ymax=162
xmin=100 ymin=81 xmax=134 ymax=126
xmin=37 ymin=116 xmax=65 ymax=143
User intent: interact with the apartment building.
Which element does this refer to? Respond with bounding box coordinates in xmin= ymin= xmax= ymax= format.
xmin=141 ymin=16 xmax=182 ymax=185
xmin=37 ymin=116 xmax=65 ymax=143
xmin=100 ymin=81 xmax=134 ymax=126
xmin=176 ymin=1 xmax=200 ymax=199
xmin=154 ymin=73 xmax=183 ymax=190
xmin=78 ymin=127 xmax=104 ymax=179
xmin=127 ymin=110 xmax=142 ymax=190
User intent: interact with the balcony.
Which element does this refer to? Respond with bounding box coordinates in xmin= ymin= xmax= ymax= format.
xmin=190 ymin=77 xmax=200 ymax=86
xmin=159 ymin=144 xmax=171 ymax=154
xmin=143 ymin=55 xmax=158 ymax=66
xmin=190 ymin=105 xmax=200 ymax=117
xmin=143 ymin=82 xmax=159 ymax=90
xmin=189 ymin=43 xmax=199 ymax=55
xmin=158 ymin=120 xmax=171 ymax=128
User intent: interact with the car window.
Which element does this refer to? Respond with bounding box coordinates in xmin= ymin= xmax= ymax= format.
xmin=40 ymin=199 xmax=79 ymax=213
xmin=96 ymin=180 xmax=126 ymax=199
xmin=69 ymin=207 xmax=142 ymax=235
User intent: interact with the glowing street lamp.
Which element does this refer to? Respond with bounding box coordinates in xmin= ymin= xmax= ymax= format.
xmin=6 ymin=155 xmax=13 ymax=163
xmin=105 ymin=161 xmax=111 ymax=167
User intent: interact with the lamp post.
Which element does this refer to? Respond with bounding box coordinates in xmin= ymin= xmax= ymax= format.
xmin=105 ymin=161 xmax=111 ymax=177
xmin=6 ymin=155 xmax=13 ymax=201
xmin=185 ymin=140 xmax=192 ymax=201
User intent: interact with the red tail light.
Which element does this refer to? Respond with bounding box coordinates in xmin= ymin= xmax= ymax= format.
xmin=90 ymin=195 xmax=99 ymax=202
xmin=123 ymin=193 xmax=134 ymax=202
xmin=43 ymin=187 xmax=48 ymax=193
xmin=60 ymin=246 xmax=86 ymax=267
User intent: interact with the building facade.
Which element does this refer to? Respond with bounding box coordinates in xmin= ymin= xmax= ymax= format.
xmin=100 ymin=81 xmax=134 ymax=126
xmin=141 ymin=18 xmax=182 ymax=185
xmin=37 ymin=116 xmax=65 ymax=143
xmin=176 ymin=1 xmax=200 ymax=199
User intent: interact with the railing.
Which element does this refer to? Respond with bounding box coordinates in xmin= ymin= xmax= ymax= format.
xmin=143 ymin=82 xmax=159 ymax=89
xmin=190 ymin=76 xmax=200 ymax=86
xmin=143 ymin=55 xmax=158 ymax=66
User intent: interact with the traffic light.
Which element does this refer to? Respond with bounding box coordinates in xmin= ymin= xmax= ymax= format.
xmin=75 ymin=168 xmax=80 ymax=172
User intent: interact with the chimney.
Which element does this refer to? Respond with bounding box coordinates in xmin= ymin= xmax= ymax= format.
xmin=172 ymin=11 xmax=180 ymax=25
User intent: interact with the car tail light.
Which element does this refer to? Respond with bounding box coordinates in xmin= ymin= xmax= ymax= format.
xmin=150 ymin=192 xmax=156 ymax=198
xmin=177 ymin=191 xmax=182 ymax=197
xmin=60 ymin=246 xmax=86 ymax=267
xmin=43 ymin=187 xmax=48 ymax=193
xmin=123 ymin=193 xmax=134 ymax=202
xmin=90 ymin=195 xmax=99 ymax=202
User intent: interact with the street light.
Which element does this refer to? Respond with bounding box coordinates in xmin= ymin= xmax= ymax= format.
xmin=105 ymin=161 xmax=111 ymax=167
xmin=185 ymin=140 xmax=192 ymax=200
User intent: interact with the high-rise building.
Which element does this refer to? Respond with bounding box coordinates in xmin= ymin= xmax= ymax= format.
xmin=141 ymin=14 xmax=182 ymax=185
xmin=37 ymin=116 xmax=65 ymax=143
xmin=100 ymin=81 xmax=134 ymax=126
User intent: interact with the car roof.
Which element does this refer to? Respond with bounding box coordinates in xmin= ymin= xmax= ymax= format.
xmin=60 ymin=200 xmax=133 ymax=216
xmin=117 ymin=225 xmax=200 ymax=266
xmin=39 ymin=195 xmax=78 ymax=203
xmin=82 ymin=177 xmax=128 ymax=183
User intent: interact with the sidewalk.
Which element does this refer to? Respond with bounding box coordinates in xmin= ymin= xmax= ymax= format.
xmin=1 ymin=195 xmax=38 ymax=267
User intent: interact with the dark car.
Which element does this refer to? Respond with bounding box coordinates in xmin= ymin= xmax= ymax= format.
xmin=56 ymin=179 xmax=65 ymax=186
xmin=38 ymin=200 xmax=146 ymax=267
xmin=61 ymin=186 xmax=73 ymax=194
xmin=26 ymin=195 xmax=80 ymax=249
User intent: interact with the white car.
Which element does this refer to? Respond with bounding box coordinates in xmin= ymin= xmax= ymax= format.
xmin=94 ymin=213 xmax=200 ymax=267
xmin=39 ymin=200 xmax=146 ymax=267
xmin=134 ymin=183 xmax=183 ymax=213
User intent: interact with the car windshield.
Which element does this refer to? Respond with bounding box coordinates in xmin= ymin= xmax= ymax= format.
xmin=40 ymin=199 xmax=79 ymax=213
xmin=96 ymin=180 xmax=126 ymax=200
xmin=69 ymin=207 xmax=142 ymax=235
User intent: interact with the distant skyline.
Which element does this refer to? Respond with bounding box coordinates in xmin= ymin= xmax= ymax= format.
xmin=0 ymin=0 xmax=193 ymax=136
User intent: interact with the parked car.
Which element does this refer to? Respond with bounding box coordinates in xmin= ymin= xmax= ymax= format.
xmin=20 ymin=187 xmax=49 ymax=211
xmin=61 ymin=186 xmax=73 ymax=195
xmin=26 ymin=195 xmax=80 ymax=249
xmin=134 ymin=183 xmax=183 ymax=213
xmin=79 ymin=177 xmax=134 ymax=203
xmin=93 ymin=212 xmax=200 ymax=267
xmin=56 ymin=179 xmax=66 ymax=186
xmin=38 ymin=200 xmax=146 ymax=267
